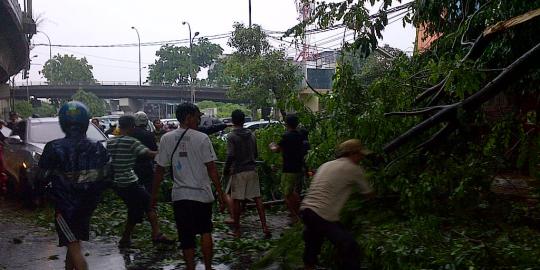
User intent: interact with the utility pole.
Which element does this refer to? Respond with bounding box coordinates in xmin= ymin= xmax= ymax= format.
xmin=248 ymin=0 xmax=252 ymax=27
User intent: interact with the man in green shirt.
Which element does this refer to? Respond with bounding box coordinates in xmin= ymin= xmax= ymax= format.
xmin=108 ymin=115 xmax=173 ymax=247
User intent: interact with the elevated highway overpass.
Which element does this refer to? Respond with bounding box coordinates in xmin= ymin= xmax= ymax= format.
xmin=12 ymin=83 xmax=233 ymax=102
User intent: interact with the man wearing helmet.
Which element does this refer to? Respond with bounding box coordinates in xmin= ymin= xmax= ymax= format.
xmin=38 ymin=101 xmax=109 ymax=270
xmin=131 ymin=111 xmax=158 ymax=192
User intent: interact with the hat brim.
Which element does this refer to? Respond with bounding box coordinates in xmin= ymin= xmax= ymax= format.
xmin=360 ymin=149 xmax=373 ymax=155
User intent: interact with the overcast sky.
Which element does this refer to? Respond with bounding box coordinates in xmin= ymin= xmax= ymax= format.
xmin=19 ymin=0 xmax=415 ymax=84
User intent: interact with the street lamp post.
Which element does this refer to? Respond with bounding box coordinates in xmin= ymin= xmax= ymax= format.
xmin=131 ymin=26 xmax=142 ymax=86
xmin=38 ymin=31 xmax=52 ymax=60
xmin=182 ymin=21 xmax=199 ymax=103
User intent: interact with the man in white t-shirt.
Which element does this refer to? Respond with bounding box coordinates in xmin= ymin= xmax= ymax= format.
xmin=151 ymin=103 xmax=225 ymax=270
xmin=300 ymin=139 xmax=374 ymax=270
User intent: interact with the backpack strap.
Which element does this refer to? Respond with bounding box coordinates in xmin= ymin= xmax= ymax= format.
xmin=169 ymin=128 xmax=189 ymax=174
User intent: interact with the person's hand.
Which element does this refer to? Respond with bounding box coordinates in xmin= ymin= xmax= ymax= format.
xmin=217 ymin=192 xmax=225 ymax=212
xmin=269 ymin=142 xmax=278 ymax=151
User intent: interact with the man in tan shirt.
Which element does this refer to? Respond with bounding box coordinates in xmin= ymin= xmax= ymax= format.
xmin=300 ymin=139 xmax=374 ymax=270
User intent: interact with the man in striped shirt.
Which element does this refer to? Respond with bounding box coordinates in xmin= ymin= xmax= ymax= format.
xmin=108 ymin=115 xmax=173 ymax=247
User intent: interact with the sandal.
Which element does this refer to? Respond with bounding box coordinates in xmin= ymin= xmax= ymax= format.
xmin=152 ymin=233 xmax=176 ymax=245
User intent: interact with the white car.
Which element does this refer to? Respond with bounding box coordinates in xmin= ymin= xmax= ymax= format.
xmin=243 ymin=120 xmax=280 ymax=131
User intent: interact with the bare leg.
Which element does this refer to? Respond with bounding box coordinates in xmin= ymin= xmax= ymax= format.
xmin=201 ymin=233 xmax=213 ymax=270
xmin=285 ymin=192 xmax=300 ymax=223
xmin=233 ymin=199 xmax=242 ymax=237
xmin=65 ymin=249 xmax=73 ymax=270
xmin=66 ymin=241 xmax=88 ymax=270
xmin=183 ymin=248 xmax=196 ymax=270
xmin=146 ymin=209 xmax=160 ymax=238
xmin=224 ymin=194 xmax=235 ymax=223
xmin=254 ymin=197 xmax=270 ymax=236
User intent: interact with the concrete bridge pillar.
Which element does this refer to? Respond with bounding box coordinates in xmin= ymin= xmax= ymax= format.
xmin=117 ymin=98 xmax=143 ymax=113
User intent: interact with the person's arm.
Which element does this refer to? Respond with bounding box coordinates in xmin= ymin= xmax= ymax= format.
xmin=145 ymin=150 xmax=157 ymax=158
xmin=356 ymin=168 xmax=376 ymax=199
xmin=223 ymin=137 xmax=235 ymax=176
xmin=151 ymin=135 xmax=171 ymax=208
xmin=206 ymin=161 xmax=224 ymax=207
xmin=199 ymin=123 xmax=227 ymax=135
xmin=150 ymin=165 xmax=165 ymax=209
xmin=253 ymin=134 xmax=259 ymax=159
xmin=131 ymin=138 xmax=156 ymax=158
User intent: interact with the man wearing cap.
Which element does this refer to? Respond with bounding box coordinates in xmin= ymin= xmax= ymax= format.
xmin=131 ymin=111 xmax=158 ymax=192
xmin=300 ymin=139 xmax=374 ymax=270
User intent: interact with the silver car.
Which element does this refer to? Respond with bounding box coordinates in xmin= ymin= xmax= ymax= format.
xmin=3 ymin=117 xmax=108 ymax=201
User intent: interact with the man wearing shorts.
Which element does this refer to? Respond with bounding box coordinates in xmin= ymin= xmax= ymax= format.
xmin=223 ymin=110 xmax=270 ymax=238
xmin=151 ymin=103 xmax=225 ymax=270
xmin=108 ymin=115 xmax=172 ymax=247
xmin=39 ymin=102 xmax=109 ymax=270
xmin=270 ymin=114 xmax=306 ymax=222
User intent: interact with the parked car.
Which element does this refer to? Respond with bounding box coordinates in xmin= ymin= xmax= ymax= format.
xmin=3 ymin=117 xmax=108 ymax=202
xmin=220 ymin=120 xmax=280 ymax=141
xmin=243 ymin=120 xmax=280 ymax=131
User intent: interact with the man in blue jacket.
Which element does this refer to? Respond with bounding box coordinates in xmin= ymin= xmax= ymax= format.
xmin=39 ymin=102 xmax=109 ymax=270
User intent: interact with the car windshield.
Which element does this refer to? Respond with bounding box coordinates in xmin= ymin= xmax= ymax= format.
xmin=28 ymin=121 xmax=106 ymax=143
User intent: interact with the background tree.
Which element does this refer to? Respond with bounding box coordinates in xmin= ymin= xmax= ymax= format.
xmin=227 ymin=23 xmax=270 ymax=58
xmin=196 ymin=100 xmax=250 ymax=118
xmin=71 ymin=88 xmax=106 ymax=117
xmin=225 ymin=23 xmax=301 ymax=116
xmin=207 ymin=57 xmax=233 ymax=87
xmin=147 ymin=38 xmax=222 ymax=86
xmin=13 ymin=101 xmax=33 ymax=118
xmin=41 ymin=54 xmax=96 ymax=85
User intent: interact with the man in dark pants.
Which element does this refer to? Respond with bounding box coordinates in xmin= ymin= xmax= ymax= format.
xmin=131 ymin=111 xmax=158 ymax=192
xmin=300 ymin=139 xmax=374 ymax=270
xmin=108 ymin=115 xmax=173 ymax=247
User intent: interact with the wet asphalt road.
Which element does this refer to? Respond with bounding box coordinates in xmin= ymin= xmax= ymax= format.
xmin=0 ymin=201 xmax=126 ymax=270
xmin=0 ymin=200 xmax=289 ymax=270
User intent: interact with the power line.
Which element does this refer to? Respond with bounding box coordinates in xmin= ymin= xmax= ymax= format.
xmin=32 ymin=32 xmax=231 ymax=48
xmin=59 ymin=47 xmax=154 ymax=65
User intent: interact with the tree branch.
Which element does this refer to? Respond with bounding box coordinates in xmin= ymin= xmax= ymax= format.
xmin=384 ymin=42 xmax=540 ymax=154
xmin=414 ymin=74 xmax=450 ymax=104
xmin=385 ymin=105 xmax=453 ymax=117
xmin=305 ymin=79 xmax=325 ymax=97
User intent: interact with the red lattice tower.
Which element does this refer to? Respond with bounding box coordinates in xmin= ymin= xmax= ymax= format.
xmin=295 ymin=0 xmax=317 ymax=62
